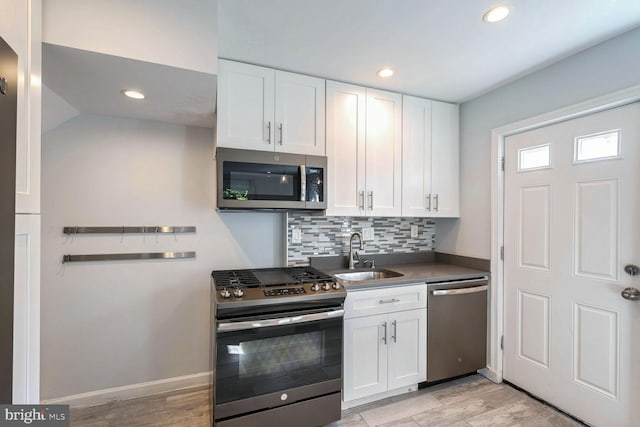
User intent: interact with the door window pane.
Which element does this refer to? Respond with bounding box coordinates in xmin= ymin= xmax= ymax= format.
xmin=574 ymin=130 xmax=620 ymax=163
xmin=518 ymin=144 xmax=550 ymax=171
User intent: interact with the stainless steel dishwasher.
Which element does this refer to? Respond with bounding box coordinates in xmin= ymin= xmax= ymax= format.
xmin=427 ymin=277 xmax=489 ymax=382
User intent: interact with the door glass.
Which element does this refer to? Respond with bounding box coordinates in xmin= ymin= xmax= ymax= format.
xmin=216 ymin=317 xmax=342 ymax=404
xmin=518 ymin=144 xmax=550 ymax=171
xmin=222 ymin=161 xmax=301 ymax=201
xmin=574 ymin=130 xmax=620 ymax=163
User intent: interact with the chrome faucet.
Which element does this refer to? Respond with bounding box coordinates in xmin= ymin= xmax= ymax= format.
xmin=348 ymin=232 xmax=364 ymax=269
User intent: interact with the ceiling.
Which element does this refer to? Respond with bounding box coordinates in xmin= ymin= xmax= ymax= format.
xmin=41 ymin=0 xmax=640 ymax=130
xmin=219 ymin=0 xmax=640 ymax=102
xmin=42 ymin=43 xmax=217 ymax=129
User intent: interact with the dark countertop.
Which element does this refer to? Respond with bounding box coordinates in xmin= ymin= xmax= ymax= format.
xmin=311 ymin=252 xmax=490 ymax=291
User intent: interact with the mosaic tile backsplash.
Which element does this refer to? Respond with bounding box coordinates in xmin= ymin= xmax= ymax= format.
xmin=287 ymin=214 xmax=436 ymax=266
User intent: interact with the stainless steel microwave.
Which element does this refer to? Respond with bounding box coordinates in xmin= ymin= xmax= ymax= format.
xmin=216 ymin=148 xmax=327 ymax=210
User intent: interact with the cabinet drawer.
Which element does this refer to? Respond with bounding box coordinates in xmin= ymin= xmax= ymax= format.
xmin=344 ymin=284 xmax=427 ymax=318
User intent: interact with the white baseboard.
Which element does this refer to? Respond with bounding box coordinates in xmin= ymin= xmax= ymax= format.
xmin=341 ymin=384 xmax=419 ymax=410
xmin=41 ymin=371 xmax=212 ymax=408
xmin=479 ymin=367 xmax=502 ymax=383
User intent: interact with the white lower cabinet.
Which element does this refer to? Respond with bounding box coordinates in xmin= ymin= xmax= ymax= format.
xmin=343 ymin=314 xmax=388 ymax=400
xmin=343 ymin=285 xmax=427 ymax=405
xmin=13 ymin=214 xmax=40 ymax=403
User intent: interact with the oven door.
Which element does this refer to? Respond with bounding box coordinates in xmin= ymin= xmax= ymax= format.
xmin=214 ymin=308 xmax=343 ymax=419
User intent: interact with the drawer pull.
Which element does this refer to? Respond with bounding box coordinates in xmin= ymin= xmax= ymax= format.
xmin=379 ymin=298 xmax=400 ymax=304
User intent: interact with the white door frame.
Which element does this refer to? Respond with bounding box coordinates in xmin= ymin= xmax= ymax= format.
xmin=485 ymin=84 xmax=640 ymax=383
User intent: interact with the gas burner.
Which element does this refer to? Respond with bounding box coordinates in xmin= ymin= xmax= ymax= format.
xmin=212 ymin=270 xmax=260 ymax=289
xmin=284 ymin=267 xmax=333 ymax=283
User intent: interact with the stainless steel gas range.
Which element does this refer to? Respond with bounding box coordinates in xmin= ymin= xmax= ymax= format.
xmin=211 ymin=267 xmax=346 ymax=427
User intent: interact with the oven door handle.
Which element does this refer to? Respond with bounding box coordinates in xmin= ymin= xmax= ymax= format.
xmin=217 ymin=309 xmax=344 ymax=332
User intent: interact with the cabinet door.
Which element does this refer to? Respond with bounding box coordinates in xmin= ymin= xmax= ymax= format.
xmin=401 ymin=95 xmax=432 ymax=217
xmin=388 ymin=308 xmax=426 ymax=390
xmin=365 ymin=89 xmax=402 ymax=216
xmin=13 ymin=214 xmax=40 ymax=403
xmin=431 ymin=101 xmax=459 ymax=217
xmin=1 ymin=0 xmax=41 ymax=214
xmin=325 ymin=81 xmax=365 ymax=216
xmin=274 ymin=70 xmax=325 ymax=155
xmin=217 ymin=59 xmax=275 ymax=151
xmin=343 ymin=314 xmax=387 ymax=402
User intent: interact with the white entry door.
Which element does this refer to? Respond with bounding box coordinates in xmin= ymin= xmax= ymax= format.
xmin=504 ymin=102 xmax=640 ymax=427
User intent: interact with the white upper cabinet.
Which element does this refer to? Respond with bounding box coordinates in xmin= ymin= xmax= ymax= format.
xmin=217 ymin=59 xmax=325 ymax=156
xmin=431 ymin=100 xmax=459 ymax=217
xmin=274 ymin=70 xmax=325 ymax=155
xmin=1 ymin=0 xmax=41 ymax=214
xmin=217 ymin=59 xmax=274 ymax=151
xmin=365 ymin=89 xmax=402 ymax=216
xmin=326 ymin=82 xmax=401 ymax=216
xmin=402 ymin=96 xmax=459 ymax=217
xmin=325 ymin=81 xmax=366 ymax=216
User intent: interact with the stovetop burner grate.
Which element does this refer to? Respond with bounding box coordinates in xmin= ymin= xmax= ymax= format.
xmin=212 ymin=266 xmax=334 ymax=289
xmin=212 ymin=270 xmax=260 ymax=288
xmin=284 ymin=267 xmax=333 ymax=282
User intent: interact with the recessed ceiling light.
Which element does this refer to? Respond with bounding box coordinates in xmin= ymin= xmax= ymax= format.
xmin=377 ymin=68 xmax=394 ymax=78
xmin=121 ymin=89 xmax=145 ymax=99
xmin=483 ymin=5 xmax=510 ymax=23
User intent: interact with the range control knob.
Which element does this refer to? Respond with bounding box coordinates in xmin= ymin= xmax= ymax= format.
xmin=332 ymin=282 xmax=341 ymax=290
xmin=233 ymin=287 xmax=244 ymax=298
xmin=310 ymin=283 xmax=320 ymax=292
xmin=322 ymin=282 xmax=332 ymax=291
xmin=220 ymin=288 xmax=231 ymax=299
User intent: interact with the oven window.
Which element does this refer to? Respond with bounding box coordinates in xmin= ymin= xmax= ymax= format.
xmin=216 ymin=317 xmax=342 ymax=404
xmin=222 ymin=161 xmax=301 ymax=201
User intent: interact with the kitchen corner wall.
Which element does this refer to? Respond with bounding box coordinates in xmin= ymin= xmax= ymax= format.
xmin=287 ymin=214 xmax=435 ymax=266
xmin=41 ymin=114 xmax=284 ymax=401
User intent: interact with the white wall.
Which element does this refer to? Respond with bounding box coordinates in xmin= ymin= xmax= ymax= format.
xmin=42 ymin=0 xmax=217 ymax=74
xmin=436 ymin=26 xmax=640 ymax=259
xmin=41 ymin=114 xmax=283 ymax=400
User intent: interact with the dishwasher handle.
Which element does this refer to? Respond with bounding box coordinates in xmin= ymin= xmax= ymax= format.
xmin=431 ymin=284 xmax=488 ymax=296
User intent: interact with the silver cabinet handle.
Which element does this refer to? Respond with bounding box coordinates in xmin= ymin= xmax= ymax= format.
xmin=391 ymin=320 xmax=397 ymax=343
xmin=278 ymin=123 xmax=283 ymax=145
xmin=266 ymin=121 xmax=272 ymax=144
xmin=359 ymin=191 xmax=365 ymax=210
xmin=431 ymin=285 xmax=488 ymax=296
xmin=426 ymin=194 xmax=431 ymax=211
xmin=217 ymin=309 xmax=344 ymax=332
xmin=379 ymin=298 xmax=400 ymax=304
xmin=368 ymin=191 xmax=374 ymax=210
xmin=382 ymin=321 xmax=387 ymax=345
xmin=300 ymin=165 xmax=306 ymax=202
xmin=434 ymin=194 xmax=439 ymax=212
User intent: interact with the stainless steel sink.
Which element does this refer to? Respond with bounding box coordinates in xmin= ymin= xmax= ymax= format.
xmin=334 ymin=269 xmax=404 ymax=282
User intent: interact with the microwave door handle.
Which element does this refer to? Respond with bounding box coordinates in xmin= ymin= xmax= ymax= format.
xmin=300 ymin=165 xmax=306 ymax=202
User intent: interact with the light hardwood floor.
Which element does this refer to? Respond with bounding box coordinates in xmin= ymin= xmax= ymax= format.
xmin=70 ymin=375 xmax=584 ymax=427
